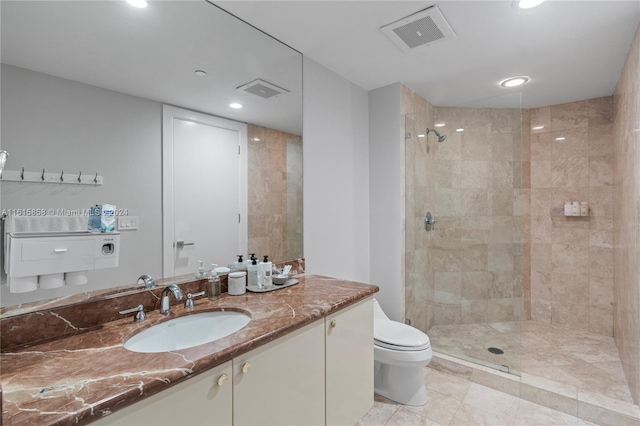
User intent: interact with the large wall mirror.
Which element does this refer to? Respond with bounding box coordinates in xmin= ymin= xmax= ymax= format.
xmin=0 ymin=1 xmax=303 ymax=309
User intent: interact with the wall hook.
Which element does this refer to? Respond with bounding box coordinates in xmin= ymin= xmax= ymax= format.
xmin=60 ymin=170 xmax=64 ymax=182
xmin=77 ymin=171 xmax=82 ymax=183
xmin=20 ymin=167 xmax=24 ymax=181
xmin=41 ymin=168 xmax=45 ymax=181
xmin=94 ymin=172 xmax=98 ymax=184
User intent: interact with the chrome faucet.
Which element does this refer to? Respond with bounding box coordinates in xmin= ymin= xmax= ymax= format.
xmin=160 ymin=284 xmax=183 ymax=315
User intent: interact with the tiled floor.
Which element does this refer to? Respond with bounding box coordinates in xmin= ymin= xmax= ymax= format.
xmin=358 ymin=367 xmax=597 ymax=426
xmin=427 ymin=320 xmax=634 ymax=405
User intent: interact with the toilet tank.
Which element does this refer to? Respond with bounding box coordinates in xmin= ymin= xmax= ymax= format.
xmin=373 ymin=298 xmax=390 ymax=321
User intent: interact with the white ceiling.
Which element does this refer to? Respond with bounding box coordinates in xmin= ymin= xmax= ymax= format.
xmin=216 ymin=0 xmax=640 ymax=108
xmin=1 ymin=1 xmax=303 ymax=135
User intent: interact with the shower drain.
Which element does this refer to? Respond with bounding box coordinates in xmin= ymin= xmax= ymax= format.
xmin=487 ymin=347 xmax=504 ymax=355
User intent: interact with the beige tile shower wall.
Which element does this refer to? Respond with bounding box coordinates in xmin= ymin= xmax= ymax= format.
xmin=613 ymin=26 xmax=640 ymax=405
xmin=286 ymin=135 xmax=303 ymax=260
xmin=247 ymin=124 xmax=302 ymax=262
xmin=528 ymin=97 xmax=615 ymax=336
xmin=423 ymin=106 xmax=527 ymax=330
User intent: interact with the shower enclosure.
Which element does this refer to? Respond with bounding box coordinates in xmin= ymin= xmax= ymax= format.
xmin=404 ymin=93 xmax=526 ymax=375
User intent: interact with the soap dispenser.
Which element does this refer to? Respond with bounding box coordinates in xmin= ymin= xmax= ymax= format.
xmin=233 ymin=255 xmax=246 ymax=271
xmin=260 ymin=255 xmax=273 ymax=288
xmin=247 ymin=254 xmax=259 ymax=288
xmin=207 ymin=264 xmax=221 ymax=300
xmin=195 ymin=260 xmax=206 ymax=279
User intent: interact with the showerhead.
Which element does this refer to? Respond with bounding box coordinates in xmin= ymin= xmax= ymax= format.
xmin=426 ymin=128 xmax=446 ymax=142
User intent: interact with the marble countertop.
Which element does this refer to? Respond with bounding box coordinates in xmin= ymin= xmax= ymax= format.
xmin=1 ymin=275 xmax=378 ymax=426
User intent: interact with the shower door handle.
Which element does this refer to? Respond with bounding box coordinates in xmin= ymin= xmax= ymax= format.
xmin=424 ymin=212 xmax=436 ymax=231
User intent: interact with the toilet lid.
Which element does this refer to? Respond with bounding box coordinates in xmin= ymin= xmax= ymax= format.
xmin=374 ymin=319 xmax=431 ymax=350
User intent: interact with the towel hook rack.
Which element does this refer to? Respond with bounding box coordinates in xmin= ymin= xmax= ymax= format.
xmin=1 ymin=168 xmax=102 ymax=186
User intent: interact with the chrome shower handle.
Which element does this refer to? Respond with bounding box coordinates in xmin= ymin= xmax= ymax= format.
xmin=424 ymin=212 xmax=436 ymax=231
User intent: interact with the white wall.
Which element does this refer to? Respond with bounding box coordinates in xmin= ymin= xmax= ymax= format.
xmin=368 ymin=83 xmax=403 ymax=321
xmin=1 ymin=64 xmax=163 ymax=306
xmin=302 ymin=58 xmax=371 ymax=284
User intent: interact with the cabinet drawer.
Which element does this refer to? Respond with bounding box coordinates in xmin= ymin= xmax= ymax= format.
xmin=21 ymin=239 xmax=94 ymax=261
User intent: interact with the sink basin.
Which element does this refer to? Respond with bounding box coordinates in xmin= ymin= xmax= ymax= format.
xmin=123 ymin=311 xmax=251 ymax=353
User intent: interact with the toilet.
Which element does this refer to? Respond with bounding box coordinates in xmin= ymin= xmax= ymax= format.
xmin=373 ymin=298 xmax=433 ymax=406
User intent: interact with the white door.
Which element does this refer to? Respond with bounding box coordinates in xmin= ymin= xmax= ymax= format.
xmin=162 ymin=105 xmax=247 ymax=277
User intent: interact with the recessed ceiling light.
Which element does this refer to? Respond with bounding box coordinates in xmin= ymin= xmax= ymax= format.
xmin=456 ymin=128 xmax=465 ymax=132
xmin=194 ymin=70 xmax=207 ymax=77
xmin=251 ymin=138 xmax=261 ymax=141
xmin=417 ymin=134 xmax=426 ymax=138
xmin=500 ymin=76 xmax=529 ymax=88
xmin=229 ymin=103 xmax=243 ymax=109
xmin=517 ymin=0 xmax=545 ymax=9
xmin=555 ymin=136 xmax=566 ymax=141
xmin=126 ymin=0 xmax=147 ymax=8
xmin=434 ymin=123 xmax=446 ymax=128
xmin=531 ymin=125 xmax=545 ymax=130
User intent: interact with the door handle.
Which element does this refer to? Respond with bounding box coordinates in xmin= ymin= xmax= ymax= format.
xmin=175 ymin=240 xmax=195 ymax=249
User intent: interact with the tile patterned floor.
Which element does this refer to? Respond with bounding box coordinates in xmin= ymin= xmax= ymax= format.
xmin=358 ymin=368 xmax=599 ymax=426
xmin=359 ymin=320 xmax=640 ymax=425
xmin=427 ymin=320 xmax=634 ymax=405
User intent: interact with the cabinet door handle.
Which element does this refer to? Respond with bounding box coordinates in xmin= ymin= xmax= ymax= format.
xmin=330 ymin=319 xmax=337 ymax=328
xmin=53 ymin=248 xmax=68 ymax=253
xmin=242 ymin=362 xmax=252 ymax=374
xmin=217 ymin=374 xmax=228 ymax=387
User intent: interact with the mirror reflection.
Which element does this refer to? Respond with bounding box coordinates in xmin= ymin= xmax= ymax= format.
xmin=0 ymin=0 xmax=303 ymax=309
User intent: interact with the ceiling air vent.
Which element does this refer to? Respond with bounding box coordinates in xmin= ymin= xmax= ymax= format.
xmin=380 ymin=6 xmax=456 ymax=53
xmin=236 ymin=79 xmax=289 ymax=99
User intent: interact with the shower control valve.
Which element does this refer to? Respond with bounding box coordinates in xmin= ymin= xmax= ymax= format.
xmin=424 ymin=212 xmax=436 ymax=231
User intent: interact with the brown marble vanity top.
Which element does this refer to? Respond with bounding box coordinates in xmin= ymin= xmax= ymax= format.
xmin=0 ymin=275 xmax=378 ymax=426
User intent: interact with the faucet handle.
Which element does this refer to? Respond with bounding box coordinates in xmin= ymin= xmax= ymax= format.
xmin=119 ymin=304 xmax=146 ymax=322
xmin=184 ymin=291 xmax=206 ymax=309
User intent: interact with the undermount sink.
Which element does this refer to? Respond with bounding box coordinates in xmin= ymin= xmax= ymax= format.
xmin=123 ymin=311 xmax=251 ymax=353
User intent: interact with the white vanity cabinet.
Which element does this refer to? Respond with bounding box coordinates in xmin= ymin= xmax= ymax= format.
xmin=232 ymin=320 xmax=325 ymax=425
xmin=92 ymin=297 xmax=373 ymax=426
xmin=325 ymin=298 xmax=374 ymax=426
xmin=93 ymin=360 xmax=233 ymax=426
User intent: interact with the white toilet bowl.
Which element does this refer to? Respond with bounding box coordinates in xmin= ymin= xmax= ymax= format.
xmin=373 ymin=299 xmax=432 ymax=406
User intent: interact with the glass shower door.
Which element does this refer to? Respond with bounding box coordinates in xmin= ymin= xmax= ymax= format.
xmin=404 ymin=92 xmax=525 ymax=376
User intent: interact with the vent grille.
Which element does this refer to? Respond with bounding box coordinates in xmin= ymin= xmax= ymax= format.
xmin=236 ymin=79 xmax=289 ymax=99
xmin=381 ymin=6 xmax=456 ymax=52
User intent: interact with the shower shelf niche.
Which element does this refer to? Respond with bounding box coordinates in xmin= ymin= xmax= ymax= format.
xmin=550 ymin=207 xmax=590 ymax=221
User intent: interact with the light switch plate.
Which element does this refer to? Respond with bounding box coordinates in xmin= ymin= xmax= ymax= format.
xmin=118 ymin=216 xmax=139 ymax=231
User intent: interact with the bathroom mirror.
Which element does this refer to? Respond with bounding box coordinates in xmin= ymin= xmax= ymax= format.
xmin=0 ymin=0 xmax=303 ymax=310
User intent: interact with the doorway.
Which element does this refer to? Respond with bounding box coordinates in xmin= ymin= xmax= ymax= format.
xmin=162 ymin=105 xmax=247 ymax=277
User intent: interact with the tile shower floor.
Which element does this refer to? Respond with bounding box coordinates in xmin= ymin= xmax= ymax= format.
xmin=427 ymin=320 xmax=634 ymax=405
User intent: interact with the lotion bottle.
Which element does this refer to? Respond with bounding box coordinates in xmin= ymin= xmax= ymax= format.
xmin=207 ymin=264 xmax=221 ymax=300
xmin=580 ymin=201 xmax=588 ymax=216
xmin=260 ymin=255 xmax=273 ymax=288
xmin=247 ymin=254 xmax=259 ymax=288
xmin=195 ymin=260 xmax=206 ymax=279
xmin=572 ymin=201 xmax=580 ymax=216
xmin=233 ymin=254 xmax=246 ymax=271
